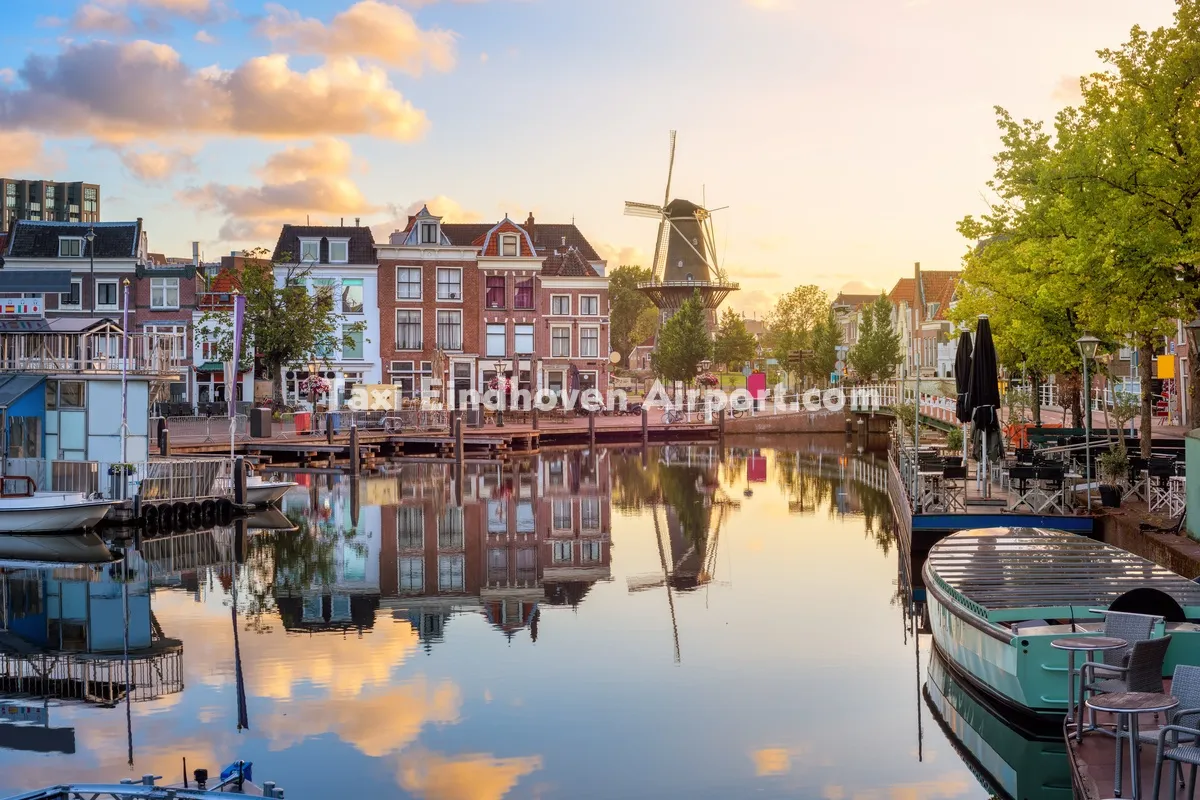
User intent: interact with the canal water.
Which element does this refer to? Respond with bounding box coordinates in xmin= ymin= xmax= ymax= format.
xmin=0 ymin=441 xmax=1016 ymax=799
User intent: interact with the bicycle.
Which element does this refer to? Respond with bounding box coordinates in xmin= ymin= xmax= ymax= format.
xmin=660 ymin=406 xmax=687 ymax=424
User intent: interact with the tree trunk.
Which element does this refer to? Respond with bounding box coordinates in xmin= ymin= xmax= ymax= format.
xmin=1031 ymin=372 xmax=1043 ymax=427
xmin=1069 ymin=373 xmax=1082 ymax=429
xmin=1139 ymin=336 xmax=1154 ymax=458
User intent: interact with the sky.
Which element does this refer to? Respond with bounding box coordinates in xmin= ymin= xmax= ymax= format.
xmin=0 ymin=0 xmax=1181 ymax=317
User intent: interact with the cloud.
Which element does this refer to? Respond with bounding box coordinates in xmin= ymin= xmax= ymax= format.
xmin=726 ymin=289 xmax=776 ymax=319
xmin=71 ymin=3 xmax=136 ymax=34
xmin=479 ymin=52 xmax=488 ymax=63
xmin=0 ymin=132 xmax=61 ymax=174
xmin=1052 ymin=74 xmax=1084 ymax=105
xmin=97 ymin=0 xmax=216 ymax=22
xmin=257 ymin=1 xmax=456 ymax=76
xmin=752 ymin=748 xmax=791 ymax=776
xmin=595 ymin=242 xmax=649 ymax=269
xmin=186 ymin=139 xmax=380 ymax=242
xmin=726 ymin=265 xmax=782 ymax=280
xmin=371 ymin=195 xmax=482 ymax=240
xmin=0 ymin=40 xmax=430 ymax=143
xmin=0 ymin=68 xmax=15 ymax=84
xmin=195 ymin=29 xmax=217 ymax=43
xmin=114 ymin=145 xmax=197 ymax=181
xmin=395 ymin=749 xmax=542 ymax=800
xmin=838 ymin=280 xmax=881 ymax=295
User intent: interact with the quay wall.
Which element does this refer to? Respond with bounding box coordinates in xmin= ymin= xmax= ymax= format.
xmin=1098 ymin=511 xmax=1200 ymax=579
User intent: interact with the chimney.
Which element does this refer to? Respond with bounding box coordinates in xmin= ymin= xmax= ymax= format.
xmin=192 ymin=241 xmax=200 ymax=268
xmin=355 ymin=217 xmax=360 ymax=227
xmin=524 ymin=212 xmax=536 ymax=243
xmin=340 ymin=217 xmax=344 ymax=226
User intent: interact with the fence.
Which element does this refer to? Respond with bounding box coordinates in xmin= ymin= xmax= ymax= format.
xmin=4 ymin=458 xmax=232 ymax=501
xmin=154 ymin=415 xmax=249 ymax=444
xmin=0 ymin=647 xmax=184 ymax=704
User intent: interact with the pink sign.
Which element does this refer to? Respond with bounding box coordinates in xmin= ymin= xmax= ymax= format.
xmin=747 ymin=455 xmax=767 ymax=483
xmin=746 ymin=372 xmax=767 ymax=400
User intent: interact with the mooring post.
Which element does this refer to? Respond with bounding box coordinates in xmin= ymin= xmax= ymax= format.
xmin=641 ymin=406 xmax=649 ymax=448
xmin=160 ymin=426 xmax=171 ymax=457
xmin=588 ymin=410 xmax=596 ymax=448
xmin=532 ymin=406 xmax=539 ymax=431
xmin=326 ymin=410 xmax=334 ymax=444
xmin=233 ymin=456 xmax=247 ymax=505
xmin=349 ymin=424 xmax=360 ymax=477
xmin=455 ymin=411 xmax=464 ymax=467
xmin=719 ymin=408 xmax=726 ymax=449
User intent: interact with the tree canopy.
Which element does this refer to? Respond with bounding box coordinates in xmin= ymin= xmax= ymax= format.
xmin=651 ymin=293 xmax=712 ymax=384
xmin=808 ymin=307 xmax=843 ymax=384
xmin=849 ymin=294 xmax=902 ymax=381
xmin=713 ymin=308 xmax=758 ymax=371
xmin=608 ymin=265 xmax=659 ymax=366
xmin=765 ymin=285 xmax=827 ymax=383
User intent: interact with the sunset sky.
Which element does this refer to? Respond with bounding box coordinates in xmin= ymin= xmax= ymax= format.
xmin=0 ymin=0 xmax=1179 ymax=316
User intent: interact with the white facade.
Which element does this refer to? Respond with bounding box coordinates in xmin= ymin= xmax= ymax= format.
xmin=47 ymin=377 xmax=150 ymax=462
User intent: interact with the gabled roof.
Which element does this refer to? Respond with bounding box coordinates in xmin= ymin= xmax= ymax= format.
xmin=889 ymin=278 xmax=917 ymax=309
xmin=208 ymin=267 xmax=243 ymax=293
xmin=387 ymin=212 xmax=601 ymax=261
xmin=394 ymin=205 xmax=455 ymax=246
xmin=633 ymin=334 xmax=656 ymax=349
xmin=832 ymin=292 xmax=876 ymax=311
xmin=922 ymin=271 xmax=960 ymax=321
xmin=6 ymin=220 xmax=141 ymax=260
xmin=542 ymin=247 xmax=601 ymax=278
xmin=476 ymin=217 xmax=537 ymax=258
xmin=147 ymin=252 xmax=168 ymax=266
xmin=271 ymin=225 xmax=376 ymax=264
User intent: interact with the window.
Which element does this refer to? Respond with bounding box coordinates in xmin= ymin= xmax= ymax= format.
xmin=150 ymin=278 xmax=179 ymax=310
xmin=7 ymin=417 xmax=40 ymax=459
xmin=514 ymin=324 xmax=534 ymax=355
xmin=438 ymin=555 xmax=465 ymax=591
xmin=396 ymin=268 xmax=421 ymax=300
xmin=438 ymin=507 xmax=464 ymax=548
xmin=551 ymin=295 xmax=570 ymax=315
xmin=60 ymin=279 xmax=82 ymax=309
xmin=312 ymin=277 xmax=335 ymax=305
xmin=547 ymin=371 xmax=564 ymax=393
xmin=516 ymin=501 xmax=535 ymax=533
xmin=581 ymin=540 xmax=602 ymax=564
xmin=96 ymin=280 xmax=118 ymax=309
xmin=514 ymin=278 xmax=534 ymax=310
xmin=580 ymin=327 xmax=599 ymax=358
xmin=580 ymin=295 xmax=599 ymax=316
xmin=437 ymin=310 xmax=462 ymax=351
xmin=395 ymin=310 xmax=422 ymax=351
xmin=58 ymin=237 xmax=83 ymax=258
xmin=485 ymin=276 xmax=505 ymax=309
xmin=59 ymin=381 xmax=85 ymax=408
xmin=389 ymin=360 xmax=432 ymax=398
xmin=579 ymin=371 xmax=597 ymax=392
xmin=436 ymin=268 xmax=462 ymax=300
xmin=553 ymin=499 xmax=572 ymax=530
xmin=551 ymin=326 xmax=571 ymax=357
xmin=342 ymin=329 xmax=364 ymax=360
xmin=581 ymin=497 xmax=600 ymax=531
xmin=298 ymin=239 xmax=320 ymax=263
xmin=488 ymin=548 xmax=508 ymax=574
xmin=397 ymin=507 xmax=424 ymax=549
xmin=500 ymin=234 xmax=519 ymax=257
xmin=552 ymin=541 xmax=573 ymax=564
xmin=399 ymin=558 xmax=424 ymax=593
xmin=486 ymin=323 xmax=506 ymax=358
xmin=420 ymin=222 xmax=439 ymax=244
xmin=323 ymin=239 xmax=347 ymax=263
xmin=487 ymin=500 xmax=507 ymax=533
xmin=341 ymin=278 xmax=364 ymax=313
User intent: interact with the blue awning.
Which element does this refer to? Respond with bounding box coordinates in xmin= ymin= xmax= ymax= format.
xmin=0 ymin=374 xmax=44 ymax=409
xmin=0 ymin=270 xmax=73 ymax=293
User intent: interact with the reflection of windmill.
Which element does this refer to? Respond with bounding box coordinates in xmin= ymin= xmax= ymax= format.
xmin=626 ymin=487 xmax=738 ymax=662
xmin=625 ymin=131 xmax=739 ymax=319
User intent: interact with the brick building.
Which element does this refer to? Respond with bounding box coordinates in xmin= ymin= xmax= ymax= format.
xmin=377 ymin=207 xmax=610 ymax=404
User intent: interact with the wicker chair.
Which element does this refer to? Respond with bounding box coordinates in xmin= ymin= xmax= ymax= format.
xmin=1081 ymin=635 xmax=1173 ymax=736
xmin=1146 ymin=666 xmax=1200 ymax=800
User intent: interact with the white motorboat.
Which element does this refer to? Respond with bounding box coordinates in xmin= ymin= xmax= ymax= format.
xmin=244 ymin=476 xmax=297 ymax=507
xmin=0 ymin=531 xmax=117 ymax=565
xmin=0 ymin=490 xmax=115 ymax=534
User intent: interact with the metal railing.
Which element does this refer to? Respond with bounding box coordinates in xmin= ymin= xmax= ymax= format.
xmin=154 ymin=415 xmax=249 ymax=443
xmin=0 ymin=332 xmax=186 ymax=376
xmin=4 ymin=458 xmax=232 ymax=501
xmin=0 ymin=646 xmax=183 ymax=705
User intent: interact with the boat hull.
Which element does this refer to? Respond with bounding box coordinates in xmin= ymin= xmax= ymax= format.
xmin=0 ymin=532 xmax=116 ymax=565
xmin=0 ymin=494 xmax=115 ymax=533
xmin=245 ymin=481 xmax=296 ymax=506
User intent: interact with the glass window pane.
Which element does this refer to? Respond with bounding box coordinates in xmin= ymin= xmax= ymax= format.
xmin=342 ymin=329 xmax=364 ymax=360
xmin=486 ymin=324 xmax=505 ymax=358
xmin=329 ymin=241 xmax=349 ymax=263
xmin=514 ymin=278 xmax=534 ymax=309
xmin=485 ymin=276 xmax=505 ymax=309
xmin=342 ymin=278 xmax=363 ymax=313
xmin=397 ymin=268 xmax=421 ymax=299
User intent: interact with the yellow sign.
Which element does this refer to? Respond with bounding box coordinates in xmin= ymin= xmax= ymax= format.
xmin=1157 ymin=355 xmax=1176 ymax=380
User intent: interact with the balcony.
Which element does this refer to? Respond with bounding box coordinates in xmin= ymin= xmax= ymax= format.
xmin=0 ymin=319 xmax=186 ymax=376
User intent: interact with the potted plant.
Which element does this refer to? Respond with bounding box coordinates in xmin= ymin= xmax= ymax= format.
xmin=1096 ymin=446 xmax=1128 ymax=508
xmin=107 ymin=462 xmax=137 ymax=500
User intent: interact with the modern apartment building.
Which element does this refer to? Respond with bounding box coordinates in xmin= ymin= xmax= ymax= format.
xmin=0 ymin=179 xmax=100 ymax=233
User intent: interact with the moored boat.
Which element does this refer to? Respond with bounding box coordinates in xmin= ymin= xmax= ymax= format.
xmin=924 ymin=527 xmax=1200 ymax=716
xmin=244 ymin=476 xmax=297 ymax=507
xmin=0 ymin=531 xmax=116 ymax=566
xmin=0 ymin=484 xmax=115 ymax=534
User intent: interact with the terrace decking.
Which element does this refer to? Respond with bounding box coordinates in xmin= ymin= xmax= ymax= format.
xmin=1067 ymin=705 xmax=1198 ymax=800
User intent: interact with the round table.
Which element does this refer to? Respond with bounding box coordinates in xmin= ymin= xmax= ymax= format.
xmin=1085 ymin=691 xmax=1179 ymax=799
xmin=1051 ymin=636 xmax=1128 ymax=741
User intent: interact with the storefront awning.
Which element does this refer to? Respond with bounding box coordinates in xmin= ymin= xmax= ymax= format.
xmin=197 ymin=361 xmax=224 ymax=373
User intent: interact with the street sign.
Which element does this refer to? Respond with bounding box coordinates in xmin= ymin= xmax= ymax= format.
xmin=742 ymin=365 xmax=752 ymax=378
xmin=834 ymin=360 xmax=845 ymax=372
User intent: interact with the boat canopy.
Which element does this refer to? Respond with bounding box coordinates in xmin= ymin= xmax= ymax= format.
xmin=925 ymin=527 xmax=1200 ymax=620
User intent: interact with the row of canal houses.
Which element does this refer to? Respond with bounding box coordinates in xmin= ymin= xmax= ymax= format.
xmin=0 ymin=210 xmax=611 ymax=461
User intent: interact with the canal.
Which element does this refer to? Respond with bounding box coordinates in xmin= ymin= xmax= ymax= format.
xmin=0 ymin=441 xmax=1018 ymax=799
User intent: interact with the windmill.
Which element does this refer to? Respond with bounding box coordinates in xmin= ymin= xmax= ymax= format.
xmin=624 ymin=131 xmax=739 ymax=319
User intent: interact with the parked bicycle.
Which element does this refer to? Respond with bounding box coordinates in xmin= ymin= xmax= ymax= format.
xmin=660 ymin=406 xmax=688 ymax=424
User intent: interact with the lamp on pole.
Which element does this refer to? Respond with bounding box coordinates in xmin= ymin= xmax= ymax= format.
xmin=1076 ymin=333 xmax=1101 ymax=510
xmin=85 ymin=226 xmax=96 ymax=315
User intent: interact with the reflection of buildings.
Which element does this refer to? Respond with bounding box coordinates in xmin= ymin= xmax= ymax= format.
xmin=379 ymin=451 xmax=613 ymax=645
xmin=0 ymin=550 xmax=184 ymax=708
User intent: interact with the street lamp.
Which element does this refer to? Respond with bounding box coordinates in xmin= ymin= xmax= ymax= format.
xmin=1076 ymin=333 xmax=1102 ymax=510
xmin=494 ymin=359 xmax=506 ymax=427
xmin=85 ymin=226 xmax=96 ymax=314
xmin=308 ymin=356 xmax=320 ymax=435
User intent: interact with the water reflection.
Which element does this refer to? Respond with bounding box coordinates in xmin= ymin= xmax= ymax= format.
xmin=0 ymin=444 xmax=997 ymax=799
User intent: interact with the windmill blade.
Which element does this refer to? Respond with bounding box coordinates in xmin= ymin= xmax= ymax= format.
xmin=662 ymin=130 xmax=677 ymax=210
xmin=650 ymin=217 xmax=670 ymax=282
xmin=624 ymin=201 xmax=664 ymax=219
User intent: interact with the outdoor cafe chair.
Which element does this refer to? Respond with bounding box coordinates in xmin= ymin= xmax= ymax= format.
xmin=1082 ymin=633 xmax=1171 ymax=735
xmin=941 ymin=464 xmax=967 ymax=512
xmin=1150 ymin=457 xmax=1179 ymax=514
xmin=1136 ymin=665 xmax=1200 ymax=800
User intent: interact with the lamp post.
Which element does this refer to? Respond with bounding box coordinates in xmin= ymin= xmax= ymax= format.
xmin=494 ymin=359 xmax=505 ymax=427
xmin=119 ymin=278 xmax=130 ymax=498
xmin=85 ymin=226 xmax=96 ymax=315
xmin=1076 ymin=333 xmax=1101 ymax=510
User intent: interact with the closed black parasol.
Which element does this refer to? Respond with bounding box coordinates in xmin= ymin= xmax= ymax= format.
xmin=954 ymin=330 xmax=974 ymax=423
xmin=966 ymin=315 xmax=1001 ymax=430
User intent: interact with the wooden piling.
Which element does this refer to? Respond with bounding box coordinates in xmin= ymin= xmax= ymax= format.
xmin=454 ymin=412 xmax=464 ymax=467
xmin=233 ymin=456 xmax=247 ymax=505
xmin=349 ymin=424 xmax=361 ymax=477
xmin=641 ymin=407 xmax=648 ymax=448
xmin=719 ymin=408 xmax=726 ymax=449
xmin=588 ymin=411 xmax=596 ymax=448
xmin=532 ymin=406 xmax=539 ymax=431
xmin=326 ymin=412 xmax=335 ymax=444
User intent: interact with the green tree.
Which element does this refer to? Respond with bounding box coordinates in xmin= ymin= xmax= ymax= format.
xmin=808 ymin=307 xmax=843 ymax=385
xmin=712 ymin=308 xmax=757 ymax=371
xmin=849 ymin=294 xmax=902 ymax=381
xmin=197 ymin=247 xmax=364 ymax=400
xmin=651 ymin=293 xmax=712 ymax=384
xmin=608 ymin=265 xmax=657 ymax=365
xmin=765 ymin=285 xmax=827 ymax=386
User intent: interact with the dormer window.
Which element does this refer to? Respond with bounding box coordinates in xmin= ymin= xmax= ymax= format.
xmin=420 ymin=222 xmax=439 ymax=245
xmin=59 ymin=237 xmax=84 ymax=258
xmin=328 ymin=239 xmax=349 ymax=264
xmin=299 ymin=238 xmax=320 ymax=263
xmin=927 ymin=302 xmax=939 ymax=318
xmin=500 ymin=234 xmax=519 ymax=257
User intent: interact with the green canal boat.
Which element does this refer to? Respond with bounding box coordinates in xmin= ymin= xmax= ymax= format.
xmin=924 ymin=527 xmax=1200 ymax=717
